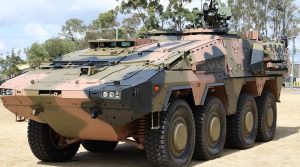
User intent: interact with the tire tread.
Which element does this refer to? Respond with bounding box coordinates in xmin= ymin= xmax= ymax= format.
xmin=193 ymin=96 xmax=226 ymax=160
xmin=256 ymin=91 xmax=277 ymax=142
xmin=28 ymin=121 xmax=79 ymax=162
xmin=144 ymin=99 xmax=195 ymax=167
xmin=227 ymin=93 xmax=258 ymax=149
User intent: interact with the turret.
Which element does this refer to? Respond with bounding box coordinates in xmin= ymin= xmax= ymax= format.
xmin=188 ymin=0 xmax=232 ymax=31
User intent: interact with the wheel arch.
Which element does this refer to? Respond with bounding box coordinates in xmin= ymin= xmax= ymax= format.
xmin=206 ymin=85 xmax=229 ymax=115
xmin=162 ymin=85 xmax=193 ymax=111
xmin=263 ymin=77 xmax=283 ymax=102
xmin=162 ymin=83 xmax=227 ymax=114
xmin=241 ymin=77 xmax=283 ymax=102
xmin=224 ymin=77 xmax=283 ymax=115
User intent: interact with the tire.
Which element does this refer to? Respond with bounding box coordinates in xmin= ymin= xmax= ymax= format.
xmin=193 ymin=96 xmax=226 ymax=160
xmin=27 ymin=120 xmax=80 ymax=162
xmin=227 ymin=93 xmax=258 ymax=149
xmin=256 ymin=91 xmax=277 ymax=142
xmin=144 ymin=99 xmax=195 ymax=167
xmin=82 ymin=140 xmax=118 ymax=153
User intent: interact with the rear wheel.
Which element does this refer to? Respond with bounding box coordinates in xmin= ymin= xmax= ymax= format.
xmin=256 ymin=91 xmax=277 ymax=142
xmin=28 ymin=120 xmax=80 ymax=162
xmin=227 ymin=93 xmax=258 ymax=149
xmin=193 ymin=96 xmax=226 ymax=160
xmin=144 ymin=99 xmax=195 ymax=167
xmin=82 ymin=140 xmax=118 ymax=153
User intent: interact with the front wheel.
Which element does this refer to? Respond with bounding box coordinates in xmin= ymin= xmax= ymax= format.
xmin=27 ymin=121 xmax=80 ymax=162
xmin=144 ymin=99 xmax=195 ymax=167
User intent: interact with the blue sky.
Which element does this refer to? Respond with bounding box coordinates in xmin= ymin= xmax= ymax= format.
xmin=0 ymin=0 xmax=299 ymax=62
xmin=0 ymin=0 xmax=120 ymax=57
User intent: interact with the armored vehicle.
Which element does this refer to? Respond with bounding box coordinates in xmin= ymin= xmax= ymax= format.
xmin=0 ymin=1 xmax=289 ymax=167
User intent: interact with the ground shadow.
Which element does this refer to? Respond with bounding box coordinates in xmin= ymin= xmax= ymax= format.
xmin=38 ymin=126 xmax=300 ymax=167
xmin=37 ymin=145 xmax=245 ymax=167
xmin=273 ymin=126 xmax=300 ymax=141
xmin=38 ymin=144 xmax=151 ymax=167
xmin=191 ymin=126 xmax=300 ymax=166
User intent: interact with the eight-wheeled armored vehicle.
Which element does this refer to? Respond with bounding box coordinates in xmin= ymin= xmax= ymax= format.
xmin=0 ymin=1 xmax=290 ymax=166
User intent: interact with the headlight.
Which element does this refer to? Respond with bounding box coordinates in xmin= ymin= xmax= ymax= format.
xmin=115 ymin=91 xmax=120 ymax=99
xmin=100 ymin=90 xmax=121 ymax=99
xmin=0 ymin=88 xmax=14 ymax=96
xmin=109 ymin=92 xmax=115 ymax=98
xmin=102 ymin=91 xmax=109 ymax=98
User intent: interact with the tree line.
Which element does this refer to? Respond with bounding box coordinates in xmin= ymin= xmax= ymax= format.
xmin=0 ymin=0 xmax=299 ymax=80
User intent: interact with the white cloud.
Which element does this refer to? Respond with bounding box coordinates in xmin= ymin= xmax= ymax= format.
xmin=0 ymin=7 xmax=18 ymax=25
xmin=0 ymin=0 xmax=47 ymax=24
xmin=24 ymin=23 xmax=50 ymax=42
xmin=0 ymin=41 xmax=6 ymax=51
xmin=71 ymin=0 xmax=119 ymax=11
xmin=45 ymin=24 xmax=61 ymax=34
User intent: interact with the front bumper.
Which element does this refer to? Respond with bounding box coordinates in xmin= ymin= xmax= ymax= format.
xmin=1 ymin=96 xmax=135 ymax=141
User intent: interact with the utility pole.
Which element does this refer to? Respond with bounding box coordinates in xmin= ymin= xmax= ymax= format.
xmin=201 ymin=0 xmax=203 ymax=9
xmin=291 ymin=37 xmax=296 ymax=88
xmin=115 ymin=28 xmax=119 ymax=40
xmin=289 ymin=37 xmax=296 ymax=88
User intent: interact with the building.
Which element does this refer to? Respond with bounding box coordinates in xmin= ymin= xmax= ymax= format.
xmin=292 ymin=64 xmax=300 ymax=82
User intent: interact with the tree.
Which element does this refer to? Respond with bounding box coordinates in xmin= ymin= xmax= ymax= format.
xmin=144 ymin=0 xmax=163 ymax=30
xmin=185 ymin=7 xmax=201 ymax=28
xmin=117 ymin=0 xmax=164 ymax=30
xmin=118 ymin=0 xmax=148 ymax=24
xmin=163 ymin=0 xmax=193 ymax=31
xmin=280 ymin=0 xmax=300 ymax=38
xmin=90 ymin=9 xmax=119 ymax=39
xmin=26 ymin=43 xmax=49 ymax=69
xmin=43 ymin=38 xmax=77 ymax=60
xmin=0 ymin=57 xmax=4 ymax=81
xmin=121 ymin=13 xmax=142 ymax=38
xmin=84 ymin=31 xmax=102 ymax=41
xmin=61 ymin=18 xmax=87 ymax=41
xmin=228 ymin=0 xmax=300 ymax=39
xmin=91 ymin=9 xmax=118 ymax=29
xmin=0 ymin=57 xmax=4 ymax=68
xmin=0 ymin=49 xmax=24 ymax=78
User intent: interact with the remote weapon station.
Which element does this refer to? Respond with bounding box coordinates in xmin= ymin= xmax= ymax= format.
xmin=0 ymin=0 xmax=289 ymax=166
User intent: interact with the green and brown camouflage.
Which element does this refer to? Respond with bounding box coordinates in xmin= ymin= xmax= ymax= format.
xmin=0 ymin=0 xmax=290 ymax=166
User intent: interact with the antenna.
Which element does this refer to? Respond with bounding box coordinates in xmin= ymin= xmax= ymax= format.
xmin=201 ymin=0 xmax=203 ymax=10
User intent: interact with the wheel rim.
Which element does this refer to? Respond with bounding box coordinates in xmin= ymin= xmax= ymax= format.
xmin=172 ymin=122 xmax=188 ymax=152
xmin=266 ymin=106 xmax=274 ymax=128
xmin=209 ymin=116 xmax=221 ymax=142
xmin=50 ymin=128 xmax=68 ymax=149
xmin=245 ymin=109 xmax=254 ymax=134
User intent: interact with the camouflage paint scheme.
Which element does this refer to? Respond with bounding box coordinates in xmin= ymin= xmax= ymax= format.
xmin=0 ymin=1 xmax=289 ymax=151
xmin=0 ymin=31 xmax=289 ymax=142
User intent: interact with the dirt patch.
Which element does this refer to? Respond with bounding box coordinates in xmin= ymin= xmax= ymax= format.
xmin=0 ymin=88 xmax=300 ymax=167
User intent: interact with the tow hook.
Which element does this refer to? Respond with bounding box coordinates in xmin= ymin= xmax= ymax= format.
xmin=15 ymin=114 xmax=26 ymax=122
xmin=31 ymin=106 xmax=44 ymax=116
xmin=90 ymin=106 xmax=102 ymax=119
xmin=91 ymin=110 xmax=98 ymax=119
